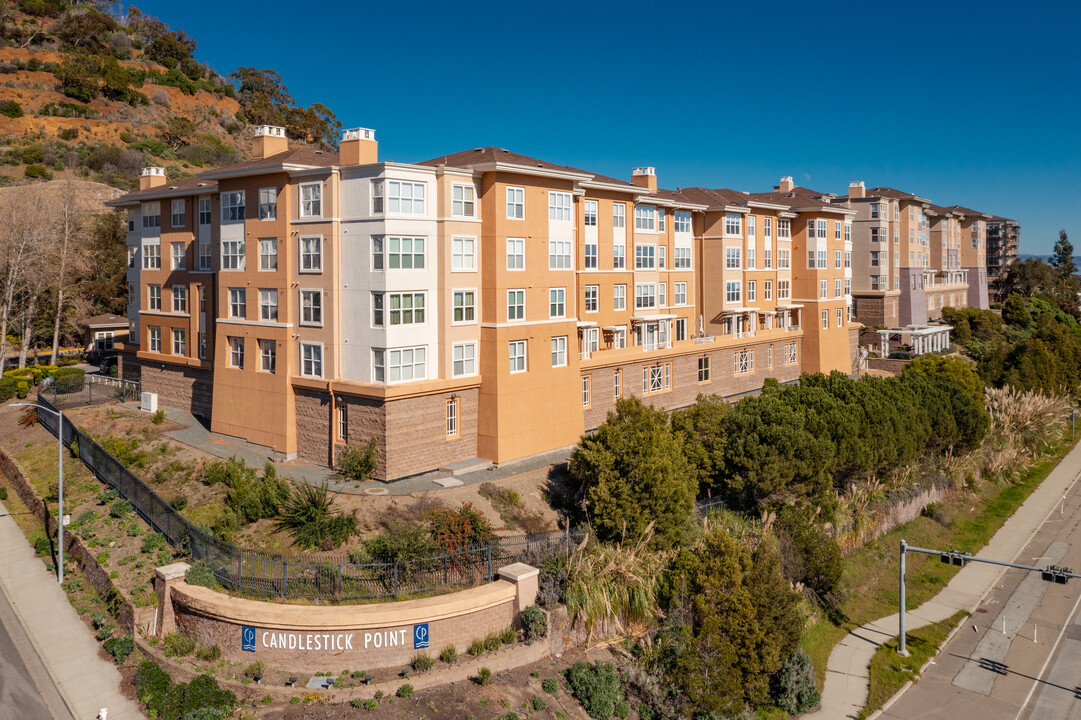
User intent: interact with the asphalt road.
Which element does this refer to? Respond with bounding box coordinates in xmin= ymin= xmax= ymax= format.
xmin=882 ymin=480 xmax=1081 ymax=719
xmin=0 ymin=574 xmax=72 ymax=720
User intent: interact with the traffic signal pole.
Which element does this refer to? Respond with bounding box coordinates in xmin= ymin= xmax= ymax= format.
xmin=898 ymin=540 xmax=1081 ymax=655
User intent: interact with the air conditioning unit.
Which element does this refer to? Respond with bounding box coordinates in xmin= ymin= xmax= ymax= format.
xmin=141 ymin=392 xmax=158 ymax=413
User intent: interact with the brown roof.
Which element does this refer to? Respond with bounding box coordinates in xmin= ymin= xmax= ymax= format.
xmin=677 ymin=187 xmax=750 ymax=207
xmin=116 ymin=177 xmax=216 ymax=200
xmin=946 ymin=204 xmax=992 ymax=219
xmin=419 ymin=147 xmax=639 ymax=188
xmin=213 ymin=146 xmax=340 ymax=172
xmin=649 ymin=188 xmax=701 ymax=204
xmin=81 ymin=313 xmax=128 ymax=328
xmin=986 ymin=214 xmax=1019 ymax=224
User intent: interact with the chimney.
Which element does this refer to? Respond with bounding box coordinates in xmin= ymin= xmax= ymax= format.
xmin=139 ymin=166 xmax=166 ymax=191
xmin=777 ymin=176 xmax=794 ymax=192
xmin=631 ymin=167 xmax=657 ymax=193
xmin=340 ymin=127 xmax=378 ymax=166
xmin=252 ymin=125 xmax=288 ymax=159
xmin=849 ymin=181 xmax=865 ymax=199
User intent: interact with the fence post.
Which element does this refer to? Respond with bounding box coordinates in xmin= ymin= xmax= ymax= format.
xmin=487 ymin=546 xmax=492 ymax=578
xmin=394 ymin=564 xmax=399 ymax=596
xmin=337 ymin=564 xmax=342 ymax=597
xmin=238 ymin=551 xmax=243 ymax=594
xmin=282 ymin=562 xmax=287 ymax=598
xmin=444 ymin=555 xmax=448 ymax=584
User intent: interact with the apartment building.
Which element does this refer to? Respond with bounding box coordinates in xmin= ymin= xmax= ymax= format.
xmin=946 ymin=205 xmax=992 ymax=310
xmin=109 ymin=128 xmax=864 ymax=480
xmin=986 ymin=215 xmax=1021 ymax=300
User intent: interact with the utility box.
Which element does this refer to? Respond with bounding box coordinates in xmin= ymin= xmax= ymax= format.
xmin=141 ymin=392 xmax=158 ymax=413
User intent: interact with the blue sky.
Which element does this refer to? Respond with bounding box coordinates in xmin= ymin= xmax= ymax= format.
xmin=133 ymin=0 xmax=1080 ymax=255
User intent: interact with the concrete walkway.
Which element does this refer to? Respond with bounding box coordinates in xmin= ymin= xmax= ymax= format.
xmin=808 ymin=440 xmax=1081 ymax=719
xmin=0 ymin=499 xmax=145 ymax=719
xmin=159 ymin=405 xmax=572 ymax=496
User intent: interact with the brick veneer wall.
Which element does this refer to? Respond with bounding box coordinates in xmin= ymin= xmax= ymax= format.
xmin=139 ymin=362 xmax=213 ymax=417
xmin=583 ymin=339 xmax=802 ymax=430
xmin=384 ymin=389 xmax=478 ymax=480
xmin=866 ymin=357 xmax=908 ymax=375
xmin=294 ymin=387 xmax=334 ymax=467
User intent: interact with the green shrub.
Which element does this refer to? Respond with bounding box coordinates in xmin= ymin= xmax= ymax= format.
xmin=351 ymin=698 xmax=364 ymax=709
xmin=542 ymin=677 xmax=559 ymax=695
xmin=500 ymin=626 xmax=517 ymax=645
xmin=25 ymin=164 xmax=53 ymax=180
xmin=771 ymin=648 xmax=821 ymax=715
xmin=362 ymin=521 xmax=433 ymax=564
xmin=564 ymin=661 xmax=625 ymax=720
xmin=196 ymin=644 xmax=221 ymax=662
xmin=476 ymin=667 xmax=491 ymax=685
xmin=530 ymin=696 xmax=548 ymax=712
xmin=0 ymin=376 xmax=16 ymax=402
xmin=152 ymin=409 xmax=165 ymax=424
xmin=243 ymin=660 xmax=265 ymax=679
xmin=468 ymin=638 xmax=486 ymax=656
xmin=185 ymin=561 xmax=216 ymax=588
xmin=104 ymin=635 xmax=134 ymax=664
xmin=170 ymin=494 xmax=188 ymax=511
xmin=336 ymin=438 xmax=378 ymax=481
xmin=364 ymin=698 xmax=378 ymax=711
xmin=439 ymin=645 xmax=457 ymax=664
xmin=520 ymin=605 xmax=547 ymax=643
xmin=98 ymin=488 xmax=118 ymax=505
xmin=142 ymin=532 xmax=165 ymax=553
xmin=274 ymin=482 xmax=357 ymax=550
xmin=163 ymin=632 xmax=197 ymax=657
xmin=484 ymin=632 xmax=502 ymax=652
xmin=427 ymin=502 xmax=498 ymax=553
xmin=0 ymin=488 xmax=6 ymax=501
xmin=396 ymin=683 xmax=414 ymax=698
xmin=33 ymin=535 xmax=51 ymax=556
xmin=96 ymin=623 xmax=116 ymax=640
xmin=0 ymin=100 xmax=24 ymax=118
xmin=109 ymin=499 xmax=132 ymax=519
xmin=166 ymin=673 xmax=236 ymax=719
xmin=410 ymin=652 xmax=434 ymax=672
xmin=135 ymin=659 xmax=173 ymax=716
xmin=777 ymin=505 xmax=843 ymax=610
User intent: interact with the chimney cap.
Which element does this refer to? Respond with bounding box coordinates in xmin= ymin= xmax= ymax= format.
xmin=850 ymin=180 xmax=865 ymax=188
xmin=632 ymin=166 xmax=656 ymax=176
xmin=141 ymin=167 xmax=165 ymax=177
xmin=253 ymin=125 xmax=286 ymax=138
xmin=343 ymin=127 xmax=376 ymax=142
xmin=780 ymin=175 xmax=793 ymax=184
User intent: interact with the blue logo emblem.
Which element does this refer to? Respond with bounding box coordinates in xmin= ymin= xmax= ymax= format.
xmin=413 ymin=623 xmax=429 ymax=649
xmin=242 ymin=625 xmax=256 ymax=652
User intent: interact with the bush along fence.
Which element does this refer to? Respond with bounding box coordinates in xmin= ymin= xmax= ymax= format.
xmin=33 ymin=397 xmax=580 ymax=601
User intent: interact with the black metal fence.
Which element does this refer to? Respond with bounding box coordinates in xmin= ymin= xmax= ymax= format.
xmin=34 ymin=396 xmax=579 ymax=601
xmin=45 ymin=375 xmax=141 ymax=410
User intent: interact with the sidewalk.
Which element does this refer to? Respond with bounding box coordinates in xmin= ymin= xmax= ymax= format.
xmin=0 ymin=498 xmax=145 ymax=720
xmin=808 ymin=439 xmax=1081 ymax=719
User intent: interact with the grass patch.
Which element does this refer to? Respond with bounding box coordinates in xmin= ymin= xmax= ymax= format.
xmin=859 ymin=610 xmax=968 ymax=719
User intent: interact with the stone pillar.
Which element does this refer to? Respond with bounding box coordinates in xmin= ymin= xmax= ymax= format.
xmin=497 ymin=563 xmax=540 ymax=615
xmin=155 ymin=561 xmax=190 ymax=638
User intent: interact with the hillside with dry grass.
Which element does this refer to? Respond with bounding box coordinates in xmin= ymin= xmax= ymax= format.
xmin=0 ymin=0 xmax=340 ymax=191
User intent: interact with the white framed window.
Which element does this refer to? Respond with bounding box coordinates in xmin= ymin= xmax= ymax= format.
xmin=452 ymin=290 xmax=475 ymax=323
xmin=642 ymin=362 xmax=671 ymax=394
xmin=142 ymin=242 xmax=160 ymax=269
xmin=659 ymin=282 xmax=667 ymax=306
xmin=820 ymin=279 xmax=827 ymax=299
xmin=835 ymin=220 xmax=842 ymax=240
xmin=835 ymin=249 xmax=843 ymax=268
xmin=747 ymin=248 xmax=755 ymax=269
xmin=675 ymin=317 xmax=687 ymax=341
xmin=725 ymin=247 xmax=741 ymax=269
xmin=584 ymin=241 xmax=597 ymax=269
xmin=549 ymin=192 xmax=572 ymax=222
xmin=301 ymin=342 xmax=323 ymax=378
xmin=778 ymin=280 xmax=790 ymax=300
xmin=835 ymin=279 xmax=843 ymax=298
xmin=452 ymin=184 xmax=475 ymax=217
xmin=222 ymin=240 xmax=245 ymax=270
xmin=698 ymin=356 xmax=711 ymax=382
xmin=508 ymin=340 xmax=527 ymax=373
xmin=126 ymin=209 xmax=135 ymax=232
xmin=300 ymin=289 xmax=322 ymax=325
xmin=583 ymin=327 xmax=599 ymax=354
xmin=845 ymin=251 xmax=851 ymax=268
xmin=452 ymin=237 xmax=476 ymax=271
xmin=259 ymin=238 xmax=277 ymax=271
xmin=259 ymin=289 xmax=278 ymax=321
xmin=387 ymin=236 xmax=424 ymax=269
xmin=767 ymin=345 xmax=773 ymax=368
xmin=446 ymin=398 xmax=459 ymax=436
xmin=675 ymin=282 xmax=687 ymax=305
xmin=300 ymin=182 xmax=322 ymax=218
xmin=172 ymin=285 xmax=187 ymax=313
xmin=674 ymin=247 xmax=691 ymax=268
xmin=845 ymin=223 xmax=852 ymax=243
xmin=371 ymin=179 xmax=384 ymax=213
xmin=675 ymin=210 xmax=692 ymax=233
xmin=613 ymin=243 xmax=625 ymax=269
xmin=148 ymin=326 xmax=161 ymax=353
xmin=506 ymin=186 xmax=525 ymax=219
xmin=635 ymin=244 xmax=656 ymax=270
xmin=658 ymin=209 xmax=666 ymax=232
xmin=228 ymin=288 xmax=246 ymax=318
xmin=127 ymin=283 xmax=134 ymax=304
xmin=452 ymin=342 xmax=476 ymax=377
xmin=582 ymin=376 xmax=591 ymax=407
xmin=507 ymin=289 xmax=525 ymax=321
xmin=785 ymin=341 xmax=798 ymax=364
xmin=726 ymin=281 xmax=741 ymax=303
xmin=614 ymin=284 xmax=626 ymax=311
xmin=734 ymin=349 xmax=754 ymax=375
xmin=818 ymin=250 xmax=826 ymax=267
xmin=551 ymin=336 xmax=567 ymax=367
xmin=612 ymin=327 xmax=627 ymax=349
xmin=198 ymin=197 xmax=212 ymax=225
xmin=822 ymin=309 xmax=829 ymax=328
xmin=549 ymin=239 xmax=571 ymax=270
xmin=171 ymin=328 xmax=186 ymax=355
xmin=374 ymin=346 xmax=427 ymax=383
xmin=725 ymin=214 xmax=741 ymax=236
xmin=764 ymin=280 xmax=773 ymax=300
xmin=836 ymin=307 xmax=843 ymax=327
xmin=220 ymin=191 xmax=244 ymax=223
xmin=300 ymin=235 xmax=323 ymax=272
xmin=142 ymin=201 xmax=161 ymax=229
xmin=171 ymin=199 xmax=185 ymax=228
xmin=171 ymin=242 xmax=186 ymax=270
xmin=372 ymin=292 xmax=384 ymax=325
xmin=658 ymin=246 xmax=666 ymax=269
xmin=634 ymin=205 xmax=656 ymax=231
xmin=260 ymin=339 xmax=276 ymax=373
xmin=764 ymin=248 xmax=772 ymax=268
xmin=371 ymin=236 xmax=384 ymax=270
xmin=584 ymin=285 xmax=598 ymax=312
xmin=337 ymin=402 xmax=347 ymax=440
xmin=128 ymin=246 xmax=136 ymax=268
xmin=778 ymin=219 xmax=791 ymax=239
xmin=764 ymin=217 xmax=773 ymax=238
xmin=549 ymin=288 xmax=566 ymax=318
xmin=258 ymin=187 xmax=277 ymax=220
xmin=388 ymin=292 xmax=425 ymax=325
xmin=228 ymin=336 xmax=244 ymax=368
xmin=199 ymin=240 xmax=211 ymax=270
xmin=387 ymin=180 xmax=425 ymax=214
xmin=614 ymin=369 xmax=622 ymax=398
xmin=635 ymin=283 xmax=655 ymax=309
xmin=778 ymin=249 xmax=790 ymax=269
xmin=747 ymin=280 xmax=756 ymax=302
xmin=613 ymin=203 xmax=626 ymax=228
xmin=747 ymin=215 xmax=756 ymax=239
xmin=148 ymin=284 xmax=161 ymax=311
xmin=507 ymin=237 xmax=525 ymax=270
xmin=198 ymin=331 xmax=206 ymax=359
xmin=584 ymin=200 xmax=598 ymax=226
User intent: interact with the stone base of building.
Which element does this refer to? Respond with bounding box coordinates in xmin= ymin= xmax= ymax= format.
xmin=852 ymin=293 xmax=900 ymax=328
xmin=126 ymin=357 xmax=213 ymax=418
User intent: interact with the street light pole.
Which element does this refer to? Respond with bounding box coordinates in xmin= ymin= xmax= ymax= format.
xmin=14 ymin=402 xmax=64 ymax=585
